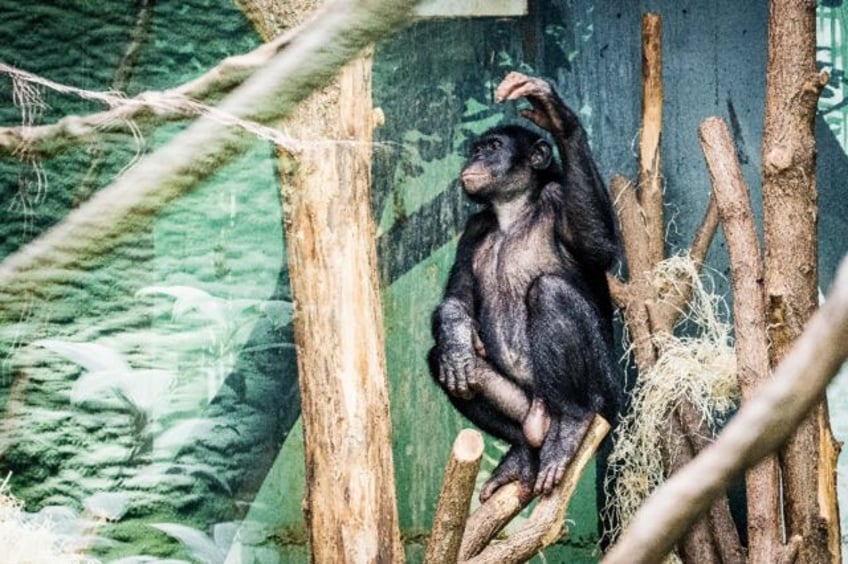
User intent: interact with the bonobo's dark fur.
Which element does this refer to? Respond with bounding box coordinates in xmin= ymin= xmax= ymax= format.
xmin=428 ymin=73 xmax=620 ymax=500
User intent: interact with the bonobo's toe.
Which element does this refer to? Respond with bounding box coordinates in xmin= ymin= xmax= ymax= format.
xmin=534 ymin=415 xmax=592 ymax=495
xmin=479 ymin=444 xmax=537 ymax=503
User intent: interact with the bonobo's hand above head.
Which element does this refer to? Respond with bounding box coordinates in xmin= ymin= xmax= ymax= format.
xmin=495 ymin=71 xmax=566 ymax=137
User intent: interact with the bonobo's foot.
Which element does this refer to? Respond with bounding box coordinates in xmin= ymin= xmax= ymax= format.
xmin=522 ymin=397 xmax=551 ymax=448
xmin=534 ymin=414 xmax=592 ymax=496
xmin=480 ymin=444 xmax=537 ymax=503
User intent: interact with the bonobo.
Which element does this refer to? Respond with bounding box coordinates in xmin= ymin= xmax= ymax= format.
xmin=428 ymin=72 xmax=620 ymax=501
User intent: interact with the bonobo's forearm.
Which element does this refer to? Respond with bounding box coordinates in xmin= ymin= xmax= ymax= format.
xmin=433 ymin=297 xmax=474 ymax=348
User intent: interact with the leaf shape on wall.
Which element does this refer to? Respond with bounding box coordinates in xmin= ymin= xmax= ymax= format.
xmin=34 ymin=339 xmax=131 ymax=374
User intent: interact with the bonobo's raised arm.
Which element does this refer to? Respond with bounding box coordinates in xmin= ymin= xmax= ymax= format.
xmin=496 ymin=72 xmax=618 ymax=271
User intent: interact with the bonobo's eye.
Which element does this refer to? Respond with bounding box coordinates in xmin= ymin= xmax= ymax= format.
xmin=490 ymin=138 xmax=503 ymax=151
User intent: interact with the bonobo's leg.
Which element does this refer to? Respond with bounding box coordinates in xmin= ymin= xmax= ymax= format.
xmin=480 ymin=443 xmax=537 ymax=503
xmin=428 ymin=348 xmax=538 ymax=500
xmin=428 ymin=346 xmax=531 ymax=426
xmin=535 ymin=412 xmax=592 ymax=495
xmin=526 ymin=274 xmax=614 ymax=494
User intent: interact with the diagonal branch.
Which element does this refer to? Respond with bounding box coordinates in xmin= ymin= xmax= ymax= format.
xmin=460 ymin=416 xmax=609 ymax=563
xmin=699 ymin=116 xmax=782 ymax=562
xmin=0 ymin=4 xmax=321 ymax=157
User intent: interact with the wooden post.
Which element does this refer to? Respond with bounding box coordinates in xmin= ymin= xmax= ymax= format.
xmin=234 ymin=3 xmax=408 ymax=561
xmin=699 ymin=117 xmax=782 ymax=563
xmin=281 ymin=54 xmax=405 ymax=564
xmin=639 ymin=13 xmax=665 ymax=268
xmin=761 ymin=1 xmax=841 ymax=562
xmin=425 ymin=429 xmax=485 ymax=564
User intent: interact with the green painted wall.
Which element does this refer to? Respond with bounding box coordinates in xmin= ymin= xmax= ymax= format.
xmin=1 ymin=1 xmax=847 ymax=562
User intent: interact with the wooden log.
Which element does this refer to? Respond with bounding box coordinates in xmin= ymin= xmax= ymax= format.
xmin=761 ymin=2 xmax=840 ymax=561
xmin=699 ymin=116 xmax=782 ymax=562
xmin=458 ymin=482 xmax=528 ymax=561
xmin=281 ymin=52 xmax=404 ymax=563
xmin=638 ymin=13 xmax=665 ymax=268
xmin=425 ymin=429 xmax=486 ymax=564
xmin=233 ymin=3 xmax=420 ymax=562
xmin=462 ymin=416 xmax=610 ymax=564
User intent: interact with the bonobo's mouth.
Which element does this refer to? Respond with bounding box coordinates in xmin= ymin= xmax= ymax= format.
xmin=460 ymin=172 xmax=487 ymax=193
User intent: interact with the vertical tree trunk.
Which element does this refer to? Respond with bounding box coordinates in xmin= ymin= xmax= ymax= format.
xmin=236 ymin=2 xmax=405 ymax=562
xmin=699 ymin=117 xmax=781 ymax=564
xmin=761 ymin=1 xmax=841 ymax=563
xmin=639 ymin=13 xmax=665 ymax=268
xmin=283 ymin=55 xmax=404 ymax=564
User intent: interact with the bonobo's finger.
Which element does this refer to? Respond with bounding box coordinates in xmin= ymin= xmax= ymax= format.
xmin=553 ymin=460 xmax=567 ymax=485
xmin=504 ymin=83 xmax=542 ymax=101
xmin=494 ymin=71 xmax=531 ymax=102
xmin=498 ymin=77 xmax=552 ymax=104
xmin=456 ymin=362 xmax=471 ymax=399
xmin=479 ymin=474 xmax=514 ymax=503
xmin=479 ymin=481 xmax=497 ymax=503
xmin=447 ymin=364 xmax=460 ymax=395
xmin=537 ymin=465 xmax=559 ymax=495
xmin=472 ymin=331 xmax=487 ymax=358
xmin=438 ymin=357 xmax=450 ymax=385
xmin=519 ymin=109 xmax=554 ymax=132
xmin=497 ymin=81 xmax=533 ymax=103
xmin=533 ymin=470 xmax=547 ymax=495
xmin=441 ymin=361 xmax=453 ymax=390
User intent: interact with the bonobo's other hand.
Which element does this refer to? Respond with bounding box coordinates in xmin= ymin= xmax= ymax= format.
xmin=495 ymin=71 xmax=565 ymax=135
xmin=437 ymin=338 xmax=477 ymax=400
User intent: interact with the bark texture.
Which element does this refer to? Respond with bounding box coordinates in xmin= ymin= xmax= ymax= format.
xmin=639 ymin=13 xmax=665 ymax=268
xmin=284 ymin=55 xmax=404 ymax=564
xmin=457 ymin=483 xmax=527 ymax=561
xmin=602 ymin=255 xmax=848 ymax=564
xmin=425 ymin=430 xmax=485 ymax=564
xmin=762 ymin=2 xmax=841 ymax=562
xmin=699 ymin=117 xmax=781 ymax=563
xmin=239 ymin=2 xmax=410 ymax=562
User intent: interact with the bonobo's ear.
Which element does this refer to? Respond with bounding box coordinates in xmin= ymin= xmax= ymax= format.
xmin=530 ymin=139 xmax=552 ymax=170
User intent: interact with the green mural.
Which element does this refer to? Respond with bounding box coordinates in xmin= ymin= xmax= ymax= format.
xmin=0 ymin=1 xmax=847 ymax=562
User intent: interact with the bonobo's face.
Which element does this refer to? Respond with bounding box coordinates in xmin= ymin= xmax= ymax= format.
xmin=460 ymin=133 xmax=514 ymax=199
xmin=460 ymin=126 xmax=552 ymax=203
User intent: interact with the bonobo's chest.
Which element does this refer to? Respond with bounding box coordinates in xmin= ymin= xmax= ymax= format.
xmin=471 ymin=212 xmax=561 ymax=384
xmin=472 ymin=212 xmax=561 ymax=300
